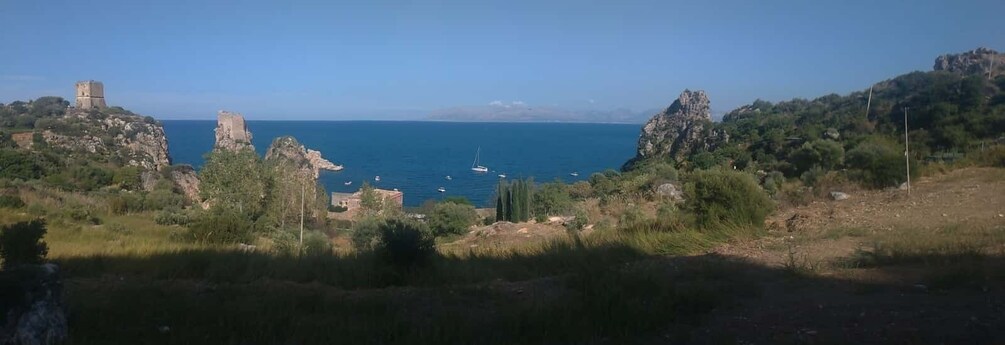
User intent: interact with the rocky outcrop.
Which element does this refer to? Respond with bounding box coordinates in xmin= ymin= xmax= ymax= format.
xmin=934 ymin=47 xmax=1003 ymax=76
xmin=214 ymin=111 xmax=254 ymax=152
xmin=624 ymin=90 xmax=726 ymax=169
xmin=0 ymin=264 xmax=68 ymax=345
xmin=264 ymin=136 xmax=342 ymax=180
xmin=39 ymin=109 xmax=172 ymax=171
xmin=169 ymin=165 xmax=201 ymax=203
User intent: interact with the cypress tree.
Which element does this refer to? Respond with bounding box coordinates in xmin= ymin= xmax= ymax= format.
xmin=495 ymin=181 xmax=504 ymax=222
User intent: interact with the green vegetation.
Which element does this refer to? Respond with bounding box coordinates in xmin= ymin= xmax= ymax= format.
xmin=684 ymin=169 xmax=774 ymax=229
xmin=495 ymin=178 xmax=533 ymax=222
xmin=427 ymin=200 xmax=478 ymax=236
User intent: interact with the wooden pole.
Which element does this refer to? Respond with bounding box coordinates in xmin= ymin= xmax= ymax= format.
xmin=300 ymin=182 xmax=305 ymax=247
xmin=904 ymin=107 xmax=911 ymax=196
xmin=864 ymin=85 xmax=873 ymax=118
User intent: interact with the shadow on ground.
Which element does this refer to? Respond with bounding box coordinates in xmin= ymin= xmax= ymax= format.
xmin=52 ymin=242 xmax=1005 ymax=345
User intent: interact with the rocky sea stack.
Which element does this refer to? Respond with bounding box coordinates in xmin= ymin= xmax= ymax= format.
xmin=623 ymin=89 xmax=726 ymax=170
xmin=214 ymin=110 xmax=254 ymax=152
xmin=265 ymin=136 xmax=343 ymax=180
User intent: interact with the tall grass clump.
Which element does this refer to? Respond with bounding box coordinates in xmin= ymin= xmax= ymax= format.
xmin=684 ymin=169 xmax=774 ymax=229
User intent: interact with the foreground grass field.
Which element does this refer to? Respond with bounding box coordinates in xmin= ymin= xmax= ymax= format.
xmin=2 ymin=168 xmax=1003 ymax=344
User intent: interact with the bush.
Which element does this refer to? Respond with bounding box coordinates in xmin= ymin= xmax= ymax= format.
xmin=428 ymin=201 xmax=478 ymax=237
xmin=155 ymin=208 xmax=192 ymax=226
xmin=144 ymin=189 xmax=185 ymax=210
xmin=685 ymin=169 xmax=774 ymax=229
xmin=302 ymin=231 xmax=333 ymax=256
xmin=565 ymin=208 xmax=589 ymax=232
xmin=532 ymin=181 xmax=573 ymax=217
xmin=0 ymin=194 xmax=25 ymax=209
xmin=351 ymin=216 xmax=383 ymax=250
xmin=846 ymin=139 xmax=917 ymax=188
xmin=0 ymin=219 xmax=48 ymax=269
xmin=63 ymin=204 xmax=102 ymax=224
xmin=0 ymin=149 xmax=45 ymax=181
xmin=187 ymin=207 xmax=254 ymax=244
xmin=375 ymin=217 xmax=435 ymax=267
xmin=112 ymin=166 xmax=143 ymax=190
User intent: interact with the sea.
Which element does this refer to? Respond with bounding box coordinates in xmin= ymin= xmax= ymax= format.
xmin=163 ymin=121 xmax=640 ymax=207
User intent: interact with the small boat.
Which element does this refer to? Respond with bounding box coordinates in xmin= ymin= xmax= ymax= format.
xmin=437 ymin=187 xmax=446 ymax=193
xmin=343 ymin=181 xmax=352 ymax=186
xmin=498 ymin=174 xmax=506 ymax=179
xmin=445 ymin=175 xmax=452 ymax=180
xmin=374 ymin=175 xmax=381 ymax=182
xmin=471 ymin=147 xmax=489 ymax=173
xmin=569 ymin=172 xmax=579 ymax=177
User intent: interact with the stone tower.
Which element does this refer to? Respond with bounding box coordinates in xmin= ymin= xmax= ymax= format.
xmin=75 ymin=80 xmax=107 ymax=109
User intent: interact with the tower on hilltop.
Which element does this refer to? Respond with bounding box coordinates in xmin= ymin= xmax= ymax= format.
xmin=75 ymin=80 xmax=107 ymax=109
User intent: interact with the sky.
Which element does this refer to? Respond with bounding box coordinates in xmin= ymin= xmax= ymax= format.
xmin=1 ymin=0 xmax=1003 ymax=120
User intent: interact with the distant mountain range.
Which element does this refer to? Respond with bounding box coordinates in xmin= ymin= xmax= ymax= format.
xmin=427 ymin=102 xmax=659 ymax=124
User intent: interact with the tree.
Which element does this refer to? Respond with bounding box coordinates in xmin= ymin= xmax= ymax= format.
xmin=532 ymin=181 xmax=573 ymax=217
xmin=199 ymin=149 xmax=269 ymax=217
xmin=358 ymin=182 xmax=384 ymax=218
xmin=428 ymin=201 xmax=478 ymax=236
xmin=0 ymin=219 xmax=48 ymax=269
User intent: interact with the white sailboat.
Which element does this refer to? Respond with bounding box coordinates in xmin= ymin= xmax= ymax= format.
xmin=437 ymin=187 xmax=446 ymax=193
xmin=471 ymin=147 xmax=489 ymax=173
xmin=343 ymin=181 xmax=352 ymax=186
xmin=374 ymin=175 xmax=381 ymax=182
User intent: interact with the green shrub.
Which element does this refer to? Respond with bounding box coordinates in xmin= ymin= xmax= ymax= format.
xmin=565 ymin=208 xmax=589 ymax=232
xmin=105 ymin=222 xmax=131 ymax=235
xmin=350 ymin=216 xmax=382 ymax=250
xmin=0 ymin=149 xmax=45 ymax=181
xmin=846 ymin=139 xmax=917 ymax=188
xmin=428 ymin=201 xmax=478 ymax=237
xmin=376 ymin=217 xmax=435 ymax=267
xmin=962 ymin=146 xmax=1005 ymax=167
xmin=0 ymin=194 xmax=25 ymax=209
xmin=144 ymin=189 xmax=185 ymax=210
xmin=112 ymin=166 xmax=143 ymax=190
xmin=685 ymin=169 xmax=774 ymax=229
xmin=155 ymin=208 xmax=191 ymax=226
xmin=532 ymin=181 xmax=573 ymax=217
xmin=0 ymin=219 xmax=48 ymax=269
xmin=63 ymin=204 xmax=102 ymax=225
xmin=187 ymin=207 xmax=254 ymax=244
xmin=302 ymin=231 xmax=333 ymax=256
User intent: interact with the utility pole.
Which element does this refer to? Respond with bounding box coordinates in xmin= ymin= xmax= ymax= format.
xmin=864 ymin=85 xmax=873 ymax=118
xmin=904 ymin=107 xmax=911 ymax=196
xmin=299 ymin=182 xmax=305 ymax=247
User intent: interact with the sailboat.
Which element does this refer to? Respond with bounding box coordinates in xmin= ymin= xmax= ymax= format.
xmin=374 ymin=175 xmax=381 ymax=182
xmin=343 ymin=181 xmax=352 ymax=186
xmin=471 ymin=147 xmax=488 ymax=173
xmin=569 ymin=172 xmax=579 ymax=177
xmin=437 ymin=187 xmax=446 ymax=193
xmin=445 ymin=175 xmax=452 ymax=180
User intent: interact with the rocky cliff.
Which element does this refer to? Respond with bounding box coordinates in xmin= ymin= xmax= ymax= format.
xmin=169 ymin=165 xmax=202 ymax=203
xmin=214 ymin=111 xmax=254 ymax=152
xmin=624 ymin=90 xmax=725 ymax=169
xmin=264 ymin=136 xmax=342 ymax=180
xmin=33 ymin=108 xmax=172 ymax=172
xmin=934 ymin=47 xmax=1003 ymax=77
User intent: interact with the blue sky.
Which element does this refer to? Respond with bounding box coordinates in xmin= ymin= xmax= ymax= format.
xmin=1 ymin=0 xmax=1002 ymax=120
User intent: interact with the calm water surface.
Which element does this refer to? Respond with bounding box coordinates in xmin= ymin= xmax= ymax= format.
xmin=163 ymin=121 xmax=640 ymax=207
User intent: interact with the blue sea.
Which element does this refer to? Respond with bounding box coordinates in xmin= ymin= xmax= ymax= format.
xmin=163 ymin=121 xmax=640 ymax=207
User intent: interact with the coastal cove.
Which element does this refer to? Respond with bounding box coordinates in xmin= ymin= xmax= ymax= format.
xmin=164 ymin=120 xmax=639 ymax=207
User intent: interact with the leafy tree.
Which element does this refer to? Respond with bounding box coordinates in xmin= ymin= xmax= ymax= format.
xmin=198 ymin=149 xmax=269 ymax=217
xmin=358 ymin=182 xmax=384 ymax=218
xmin=428 ymin=201 xmax=478 ymax=236
xmin=532 ymin=181 xmax=573 ymax=217
xmin=845 ymin=138 xmax=917 ymax=188
xmin=375 ymin=217 xmax=435 ymax=267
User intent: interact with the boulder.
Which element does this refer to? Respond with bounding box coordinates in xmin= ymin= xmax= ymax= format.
xmin=830 ymin=191 xmax=850 ymax=201
xmin=214 ymin=110 xmax=254 ymax=152
xmin=0 ymin=264 xmax=68 ymax=345
xmin=624 ymin=90 xmax=727 ymax=169
xmin=655 ymin=183 xmax=684 ymax=202
xmin=169 ymin=165 xmax=201 ymax=203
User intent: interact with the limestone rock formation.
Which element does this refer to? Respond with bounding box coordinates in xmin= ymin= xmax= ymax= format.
xmin=169 ymin=165 xmax=202 ymax=203
xmin=39 ymin=109 xmax=172 ymax=171
xmin=934 ymin=47 xmax=1003 ymax=76
xmin=214 ymin=111 xmax=254 ymax=152
xmin=624 ymin=90 xmax=726 ymax=169
xmin=0 ymin=264 xmax=68 ymax=345
xmin=264 ymin=136 xmax=342 ymax=180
